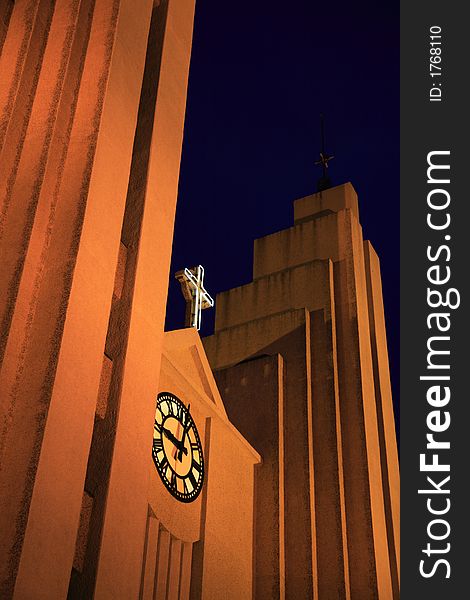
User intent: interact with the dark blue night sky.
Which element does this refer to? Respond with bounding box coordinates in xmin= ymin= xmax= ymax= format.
xmin=165 ymin=0 xmax=399 ymax=423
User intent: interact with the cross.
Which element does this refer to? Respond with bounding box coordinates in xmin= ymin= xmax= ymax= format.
xmin=314 ymin=113 xmax=334 ymax=192
xmin=175 ymin=265 xmax=214 ymax=330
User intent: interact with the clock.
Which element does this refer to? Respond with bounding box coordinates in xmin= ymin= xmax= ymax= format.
xmin=152 ymin=392 xmax=204 ymax=503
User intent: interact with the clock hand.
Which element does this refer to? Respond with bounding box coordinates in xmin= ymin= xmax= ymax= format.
xmin=162 ymin=426 xmax=182 ymax=448
xmin=162 ymin=426 xmax=188 ymax=458
xmin=177 ymin=405 xmax=192 ymax=462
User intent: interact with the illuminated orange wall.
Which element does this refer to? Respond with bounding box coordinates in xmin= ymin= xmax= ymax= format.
xmin=150 ymin=328 xmax=260 ymax=600
xmin=0 ymin=0 xmax=195 ymax=597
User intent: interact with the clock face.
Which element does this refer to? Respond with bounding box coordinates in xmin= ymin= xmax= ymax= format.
xmin=152 ymin=392 xmax=204 ymax=503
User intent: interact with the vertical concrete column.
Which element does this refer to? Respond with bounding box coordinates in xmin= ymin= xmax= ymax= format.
xmin=0 ymin=0 xmax=60 ymax=362
xmin=179 ymin=542 xmax=194 ymax=600
xmin=0 ymin=0 xmax=53 ymax=155
xmin=309 ymin=265 xmax=350 ymax=598
xmin=140 ymin=511 xmax=160 ymax=600
xmin=334 ymin=210 xmax=393 ymax=599
xmin=265 ymin=320 xmax=315 ymax=599
xmin=0 ymin=1 xmax=154 ymax=598
xmin=167 ymin=538 xmax=183 ymax=600
xmin=155 ymin=529 xmax=171 ymax=600
xmin=0 ymin=0 xmax=96 ymax=387
xmin=350 ymin=218 xmax=393 ymax=599
xmin=93 ymin=0 xmax=196 ymax=597
xmin=304 ymin=311 xmax=319 ymax=600
xmin=364 ymin=240 xmax=400 ymax=598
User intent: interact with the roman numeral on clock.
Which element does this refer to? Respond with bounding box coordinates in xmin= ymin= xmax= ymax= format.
xmin=188 ymin=470 xmax=197 ymax=489
xmin=176 ymin=403 xmax=183 ymax=422
xmin=160 ymin=457 xmax=168 ymax=473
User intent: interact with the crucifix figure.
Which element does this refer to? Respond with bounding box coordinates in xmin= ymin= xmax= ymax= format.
xmin=315 ymin=113 xmax=334 ymax=192
xmin=175 ymin=265 xmax=214 ymax=330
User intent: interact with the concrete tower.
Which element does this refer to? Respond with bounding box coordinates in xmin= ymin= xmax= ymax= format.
xmin=204 ymin=183 xmax=400 ymax=599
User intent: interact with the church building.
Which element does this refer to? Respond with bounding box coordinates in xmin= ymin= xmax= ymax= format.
xmin=0 ymin=1 xmax=398 ymax=599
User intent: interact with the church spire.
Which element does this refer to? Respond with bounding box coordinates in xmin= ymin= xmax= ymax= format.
xmin=315 ymin=113 xmax=334 ymax=192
